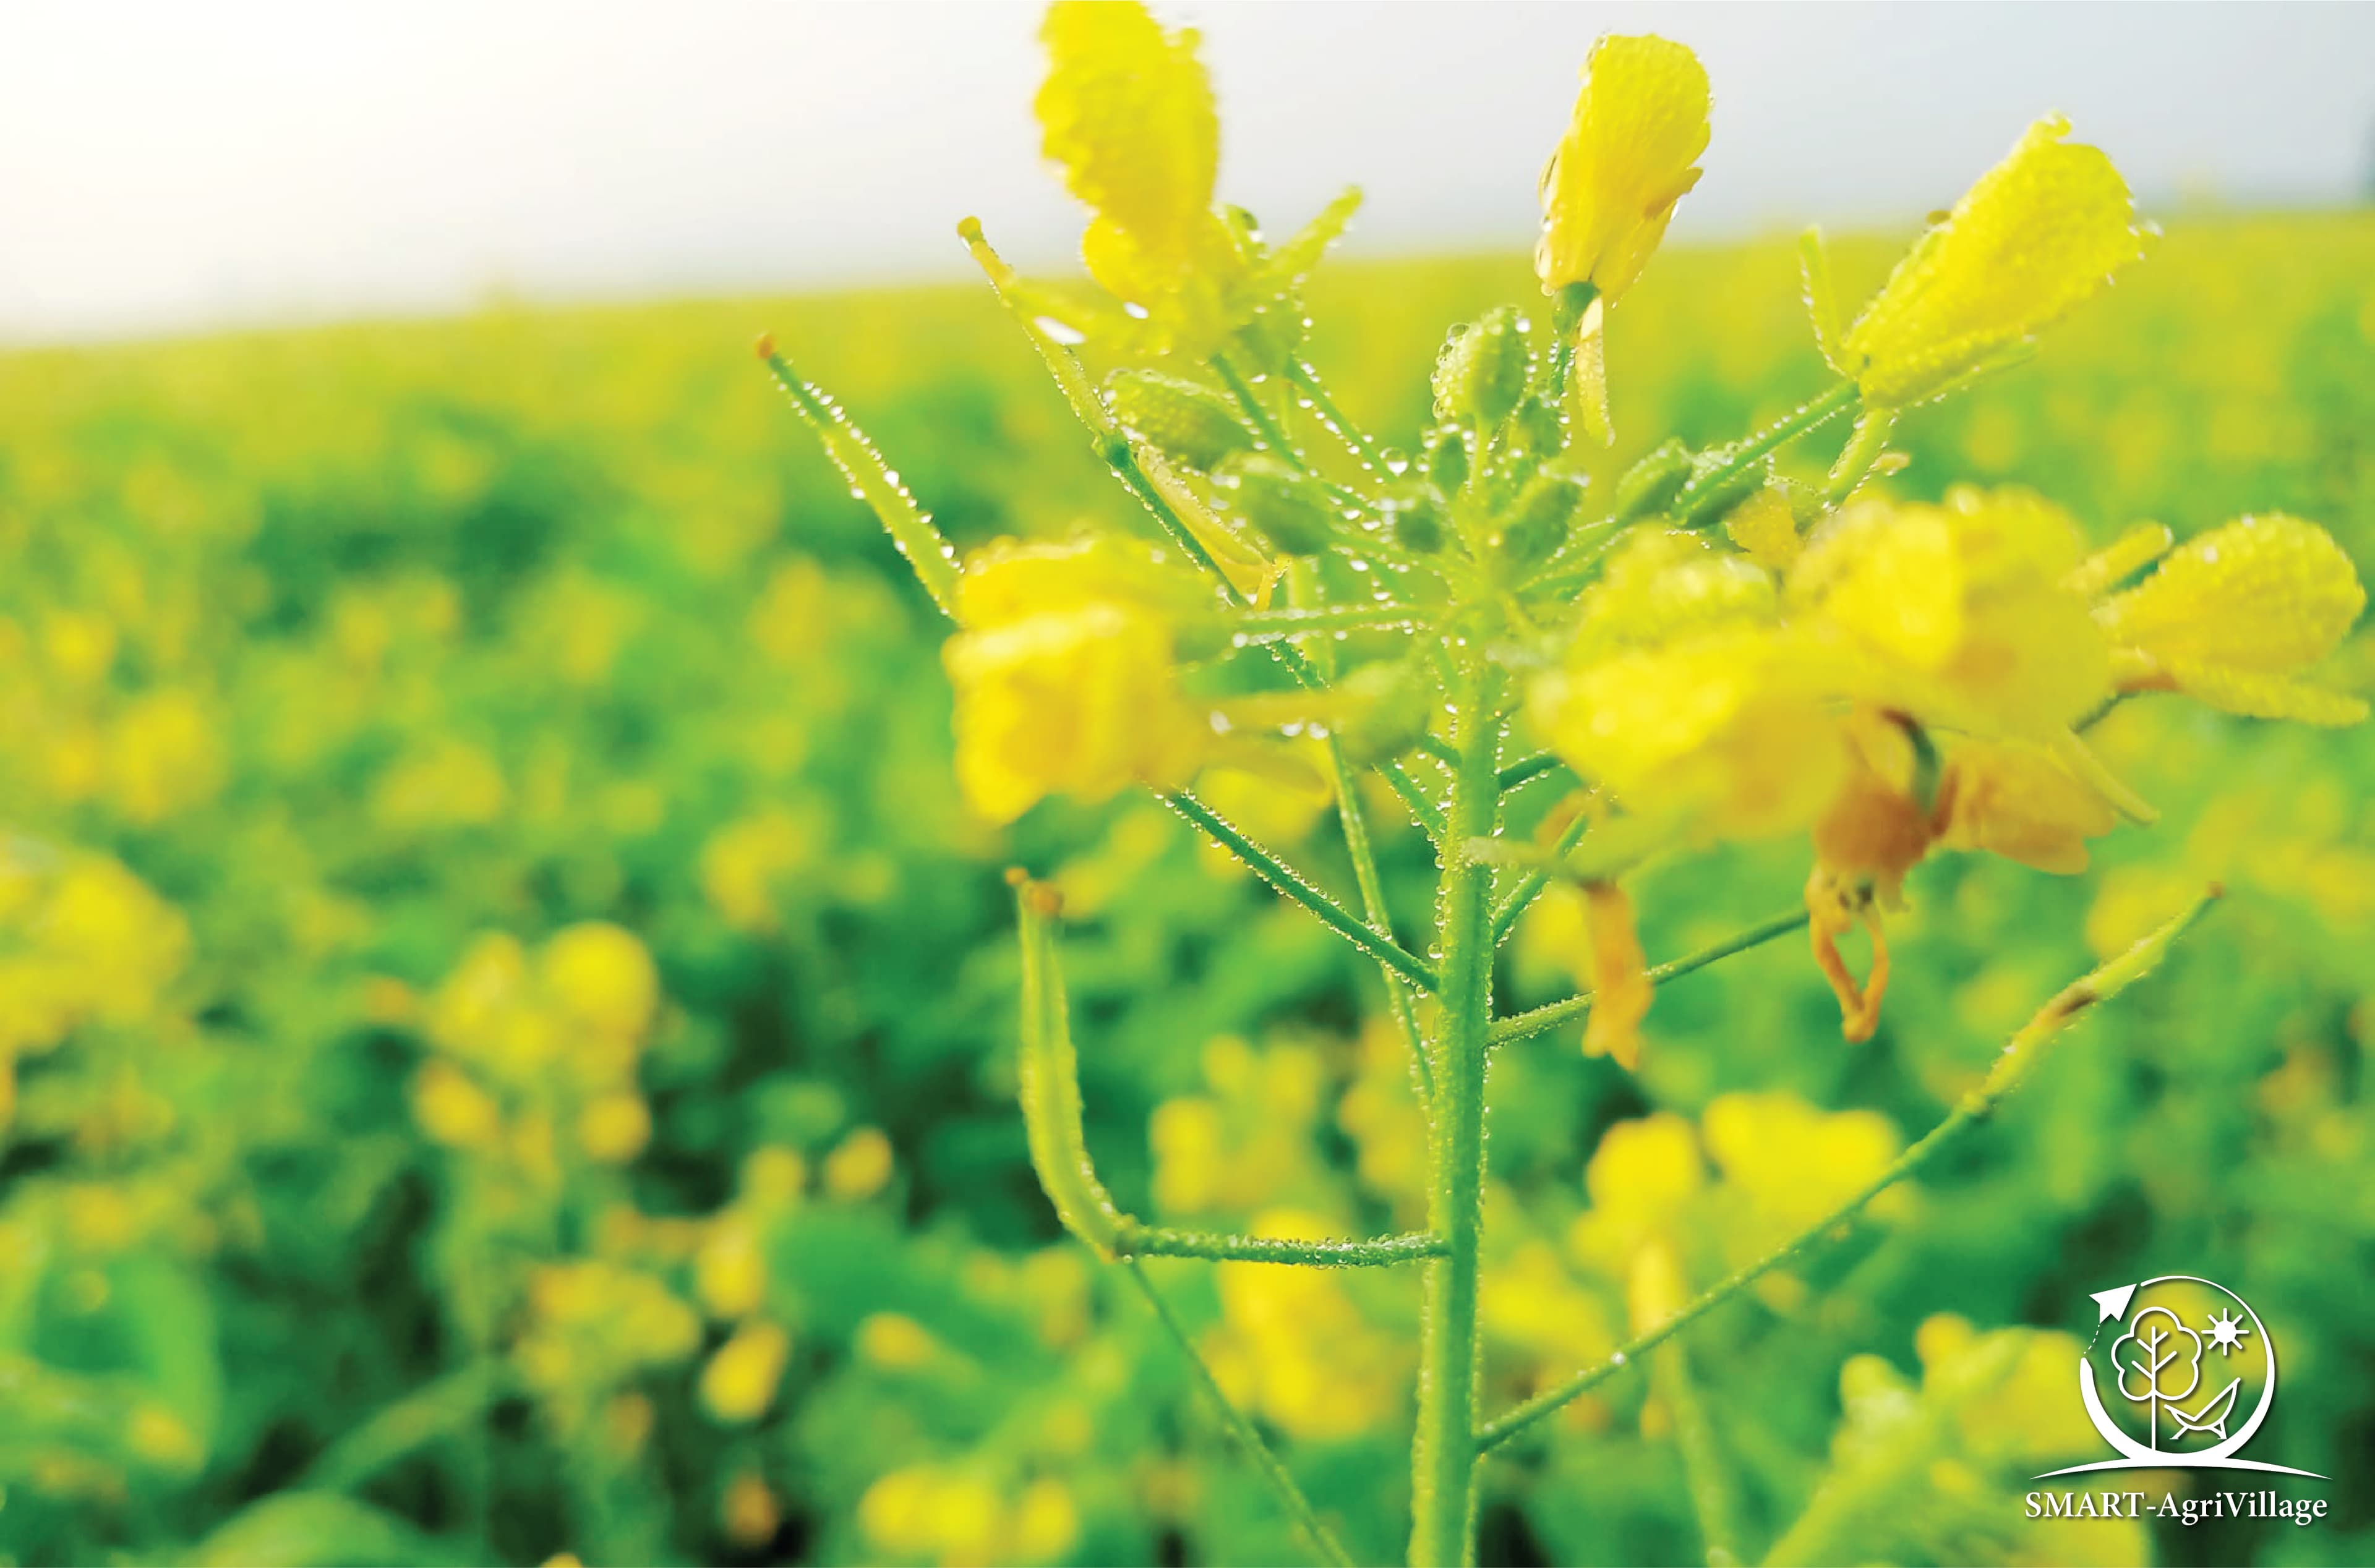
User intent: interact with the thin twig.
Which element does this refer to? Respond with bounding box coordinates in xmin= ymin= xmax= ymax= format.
xmin=1166 ymin=790 xmax=1439 ymax=992
xmin=1119 ymin=1224 xmax=1445 ymax=1266
xmin=1123 ymin=1261 xmax=1356 ymax=1567
xmin=1475 ymin=889 xmax=2219 ymax=1450
xmin=1490 ymin=906 xmax=1810 ymax=1047
xmin=1487 ymin=807 xmax=1595 ymax=948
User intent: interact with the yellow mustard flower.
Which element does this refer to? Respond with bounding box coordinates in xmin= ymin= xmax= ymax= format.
xmin=1533 ymin=623 xmax=1844 ymax=841
xmin=1837 ymin=115 xmax=2147 ymax=406
xmin=1935 ymin=738 xmax=2118 ymax=874
xmin=1791 ymin=488 xmax=2110 ymax=738
xmin=1535 ymin=35 xmax=1710 ymax=304
xmin=2099 ymin=513 xmax=2368 ymax=723
xmin=823 ymin=1124 xmax=896 ymax=1200
xmin=1701 ymin=1090 xmax=1900 ymax=1230
xmin=1037 ymin=1 xmax=1239 ymax=322
xmin=1568 ymin=1110 xmax=1704 ymax=1268
xmin=944 ymin=537 xmax=1212 ymax=824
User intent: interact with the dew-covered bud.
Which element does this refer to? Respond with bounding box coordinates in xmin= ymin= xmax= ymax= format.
xmin=1610 ymin=437 xmax=1694 ymax=522
xmin=1384 ymin=484 xmax=1449 ymax=555
xmin=1430 ymin=305 xmax=1530 ymax=428
xmin=1508 ymin=396 xmax=1567 ymax=467
xmin=1105 ymin=370 xmax=1256 ymax=472
xmin=1424 ymin=427 xmax=1471 ymax=494
xmin=1497 ymin=472 xmax=1587 ymax=568
xmin=1677 ymin=453 xmax=1774 ymax=529
xmin=1223 ymin=453 xmax=1337 ymax=556
xmin=1330 ymin=662 xmax=1433 ymax=765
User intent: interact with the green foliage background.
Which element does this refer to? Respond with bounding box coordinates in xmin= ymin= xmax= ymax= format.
xmin=1 ymin=212 xmax=2371 ymax=1566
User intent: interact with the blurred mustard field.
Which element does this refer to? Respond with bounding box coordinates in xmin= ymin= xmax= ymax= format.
xmin=3 ymin=208 xmax=2375 ymax=1568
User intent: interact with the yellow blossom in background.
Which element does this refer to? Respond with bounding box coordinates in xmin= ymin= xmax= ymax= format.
xmin=1209 ymin=1209 xmax=1405 ymax=1440
xmin=1562 ymin=881 xmax=1650 ymax=1070
xmin=540 ymin=921 xmax=658 ymax=1040
xmin=412 ymin=1060 xmax=503 ymax=1151
xmin=945 ymin=537 xmax=1210 ymax=824
xmin=1036 ymin=0 xmax=1238 ymax=324
xmin=824 ymin=1125 xmax=896 ymax=1200
xmin=857 ymin=1311 xmax=939 ymax=1371
xmin=699 ymin=809 xmax=815 ymax=932
xmin=699 ymin=1319 xmax=791 ymax=1425
xmin=2099 ymin=513 xmax=2369 ymax=723
xmin=1568 ymin=1111 xmax=1704 ymax=1268
xmin=576 ymin=1091 xmax=651 ymax=1164
xmin=106 ymin=688 xmax=225 ymax=823
xmin=1837 ymin=114 xmax=2147 ymax=406
xmin=1702 ymin=1091 xmax=1901 ymax=1230
xmin=695 ymin=1215 xmax=768 ymax=1319
xmin=1535 ymin=35 xmax=1710 ymax=305
xmin=719 ymin=1471 xmax=781 ymax=1550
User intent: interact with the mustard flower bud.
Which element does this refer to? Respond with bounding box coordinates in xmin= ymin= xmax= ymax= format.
xmin=1610 ymin=438 xmax=1694 ymax=522
xmin=1497 ymin=472 xmax=1586 ymax=569
xmin=1104 ymin=369 xmax=1256 ymax=471
xmin=1424 ymin=426 xmax=1471 ymax=494
xmin=1430 ymin=307 xmax=1530 ymax=428
xmin=1223 ymin=453 xmax=1337 ymax=556
xmin=1384 ymin=484 xmax=1449 ymax=556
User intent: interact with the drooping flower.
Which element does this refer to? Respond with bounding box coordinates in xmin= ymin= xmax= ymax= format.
xmin=1535 ymin=35 xmax=1711 ymax=305
xmin=944 ymin=537 xmax=1213 ymax=823
xmin=1836 ymin=116 xmax=2147 ymax=407
xmin=1547 ymin=880 xmax=1651 ymax=1070
xmin=2098 ymin=513 xmax=2368 ymax=724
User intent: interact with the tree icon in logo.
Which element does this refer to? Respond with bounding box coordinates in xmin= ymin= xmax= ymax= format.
xmin=2112 ymin=1305 xmax=2202 ymax=1451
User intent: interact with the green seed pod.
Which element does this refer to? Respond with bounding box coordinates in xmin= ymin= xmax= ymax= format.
xmin=1610 ymin=437 xmax=1695 ymax=522
xmin=1424 ymin=426 xmax=1471 ymax=494
xmin=1497 ymin=472 xmax=1586 ymax=568
xmin=1014 ymin=877 xmax=1128 ymax=1259
xmin=1224 ymin=453 xmax=1337 ymax=556
xmin=1104 ymin=369 xmax=1257 ymax=472
xmin=1385 ymin=484 xmax=1449 ymax=556
xmin=1429 ymin=305 xmax=1530 ymax=428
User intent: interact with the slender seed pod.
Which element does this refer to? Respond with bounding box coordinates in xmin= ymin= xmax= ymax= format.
xmin=1013 ymin=876 xmax=1128 ymax=1258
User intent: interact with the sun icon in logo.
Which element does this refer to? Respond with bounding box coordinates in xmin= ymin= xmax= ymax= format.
xmin=2206 ymin=1306 xmax=2253 ymax=1357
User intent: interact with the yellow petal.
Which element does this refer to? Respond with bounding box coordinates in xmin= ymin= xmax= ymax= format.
xmin=2100 ymin=513 xmax=2366 ymax=688
xmin=1535 ymin=35 xmax=1711 ymax=302
xmin=1936 ymin=738 xmax=2117 ymax=874
xmin=1037 ymin=1 xmax=1230 ymax=299
xmin=1578 ymin=882 xmax=1651 ymax=1070
xmin=1842 ymin=116 xmax=2146 ymax=407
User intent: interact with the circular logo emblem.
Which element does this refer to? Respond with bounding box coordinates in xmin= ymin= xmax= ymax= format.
xmin=2037 ymin=1274 xmax=2323 ymax=1478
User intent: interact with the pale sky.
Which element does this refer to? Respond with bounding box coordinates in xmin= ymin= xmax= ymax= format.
xmin=3 ymin=2 xmax=2371 ymax=343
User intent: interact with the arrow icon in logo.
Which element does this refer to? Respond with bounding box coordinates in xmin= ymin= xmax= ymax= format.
xmin=2090 ymin=1284 xmax=2138 ymax=1324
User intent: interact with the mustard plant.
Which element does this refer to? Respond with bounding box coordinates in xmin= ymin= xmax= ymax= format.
xmin=761 ymin=6 xmax=2366 ymax=1563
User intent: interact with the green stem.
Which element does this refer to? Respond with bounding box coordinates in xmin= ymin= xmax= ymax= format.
xmin=760 ymin=347 xmax=962 ymax=617
xmin=1490 ymin=906 xmax=1810 ymax=1047
xmin=1474 ymin=888 xmax=2217 ymax=1452
xmin=1656 ymin=1339 xmax=1747 ymax=1567
xmin=1408 ymin=667 xmax=1501 ymax=1568
xmin=1288 ymin=357 xmax=1387 ymax=470
xmin=1119 ymin=1225 xmax=1445 ymax=1266
xmin=1487 ymin=806 xmax=1594 ymax=947
xmin=1233 ymin=603 xmax=1427 ymax=640
xmin=1123 ymin=1261 xmax=1356 ymax=1568
xmin=1166 ymin=791 xmax=1439 ymax=992
xmin=1671 ymin=380 xmax=1859 ymax=522
xmin=1213 ymin=352 xmax=1301 ymax=461
xmin=1331 ymin=735 xmax=1436 ymax=1105
xmin=1495 ymin=754 xmax=1565 ymax=793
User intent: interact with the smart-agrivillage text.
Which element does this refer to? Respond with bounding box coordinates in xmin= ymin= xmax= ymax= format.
xmin=2025 ymin=1491 xmax=2329 ymax=1528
